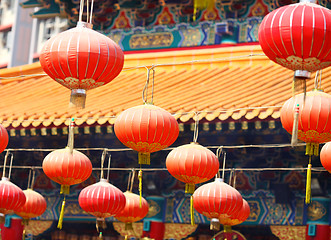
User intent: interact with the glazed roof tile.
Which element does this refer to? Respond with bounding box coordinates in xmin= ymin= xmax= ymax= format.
xmin=0 ymin=45 xmax=328 ymax=129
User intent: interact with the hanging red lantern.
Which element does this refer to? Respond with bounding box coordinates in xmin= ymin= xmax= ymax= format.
xmin=42 ymin=120 xmax=92 ymax=229
xmin=219 ymin=199 xmax=250 ymax=226
xmin=319 ymin=142 xmax=331 ymax=173
xmin=114 ymin=104 xmax=179 ymax=165
xmin=0 ymin=177 xmax=26 ymax=215
xmin=15 ymin=189 xmax=47 ymax=219
xmin=280 ymin=89 xmax=331 ymax=203
xmin=193 ymin=178 xmax=243 ymax=220
xmin=79 ymin=179 xmax=126 ymax=218
xmin=259 ymin=2 xmax=331 ymax=72
xmin=42 ymin=148 xmax=92 ymax=194
xmin=115 ymin=191 xmax=149 ymax=225
xmin=39 ymin=21 xmax=124 ymax=108
xmin=0 ymin=123 xmax=8 ymax=153
xmin=79 ymin=178 xmax=126 ymax=233
xmin=281 ymin=90 xmax=331 ymax=148
xmin=166 ymin=142 xmax=219 ymax=194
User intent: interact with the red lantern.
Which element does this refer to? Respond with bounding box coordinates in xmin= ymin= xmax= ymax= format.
xmin=15 ymin=189 xmax=47 ymax=219
xmin=0 ymin=124 xmax=8 ymax=153
xmin=0 ymin=177 xmax=26 ymax=215
xmin=114 ymin=104 xmax=179 ymax=165
xmin=280 ymin=89 xmax=331 ymax=203
xmin=42 ymin=148 xmax=92 ymax=194
xmin=281 ymin=90 xmax=331 ymax=154
xmin=166 ymin=142 xmax=219 ymax=194
xmin=219 ymin=199 xmax=250 ymax=226
xmin=115 ymin=191 xmax=149 ymax=224
xmin=39 ymin=21 xmax=124 ymax=108
xmin=259 ymin=2 xmax=331 ymax=72
xmin=319 ymin=142 xmax=331 ymax=173
xmin=78 ymin=178 xmax=126 ymax=219
xmin=193 ymin=178 xmax=243 ymax=219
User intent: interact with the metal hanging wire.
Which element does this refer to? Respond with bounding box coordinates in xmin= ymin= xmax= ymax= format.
xmin=142 ymin=66 xmax=155 ymax=104
xmin=193 ymin=112 xmax=200 ymax=143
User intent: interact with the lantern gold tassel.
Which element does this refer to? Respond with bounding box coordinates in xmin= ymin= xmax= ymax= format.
xmin=306 ymin=157 xmax=312 ymax=204
xmin=138 ymin=170 xmax=143 ymax=207
xmin=60 ymin=185 xmax=70 ymax=195
xmin=23 ymin=229 xmax=26 ymax=240
xmin=99 ymin=232 xmax=103 ymax=240
xmin=138 ymin=153 xmax=150 ymax=165
xmin=57 ymin=197 xmax=66 ymax=229
xmin=291 ymin=104 xmax=300 ymax=147
xmin=190 ymin=195 xmax=195 ymax=225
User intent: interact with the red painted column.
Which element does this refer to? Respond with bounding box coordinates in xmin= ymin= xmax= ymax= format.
xmin=142 ymin=196 xmax=166 ymax=240
xmin=306 ymin=225 xmax=330 ymax=240
xmin=0 ymin=216 xmax=23 ymax=240
xmin=143 ymin=221 xmax=165 ymax=240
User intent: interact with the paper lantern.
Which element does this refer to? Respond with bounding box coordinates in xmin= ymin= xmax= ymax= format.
xmin=39 ymin=21 xmax=124 ymax=108
xmin=219 ymin=199 xmax=250 ymax=226
xmin=0 ymin=124 xmax=8 ymax=153
xmin=166 ymin=142 xmax=219 ymax=194
xmin=15 ymin=189 xmax=47 ymax=219
xmin=115 ymin=191 xmax=149 ymax=224
xmin=42 ymin=148 xmax=92 ymax=195
xmin=114 ymin=104 xmax=179 ymax=165
xmin=0 ymin=177 xmax=26 ymax=215
xmin=280 ymin=89 xmax=331 ymax=203
xmin=281 ymin=90 xmax=331 ymax=153
xmin=79 ymin=178 xmax=126 ymax=219
xmin=259 ymin=2 xmax=331 ymax=72
xmin=320 ymin=142 xmax=331 ymax=173
xmin=193 ymin=178 xmax=243 ymax=219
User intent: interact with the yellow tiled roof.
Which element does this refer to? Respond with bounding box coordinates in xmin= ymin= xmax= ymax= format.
xmin=0 ymin=45 xmax=328 ymax=129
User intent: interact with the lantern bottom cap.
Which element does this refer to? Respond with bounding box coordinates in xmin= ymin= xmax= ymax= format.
xmin=69 ymin=89 xmax=86 ymax=109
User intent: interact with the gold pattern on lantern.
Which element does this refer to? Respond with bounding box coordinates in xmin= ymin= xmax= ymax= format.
xmin=276 ymin=56 xmax=331 ymax=72
xmin=55 ymin=77 xmax=105 ymax=90
xmin=125 ymin=141 xmax=166 ymax=152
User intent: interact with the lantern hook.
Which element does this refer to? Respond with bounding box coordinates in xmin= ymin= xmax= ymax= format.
xmin=2 ymin=151 xmax=13 ymax=180
xmin=314 ymin=70 xmax=322 ymax=90
xmin=193 ymin=112 xmax=200 ymax=143
xmin=142 ymin=66 xmax=155 ymax=104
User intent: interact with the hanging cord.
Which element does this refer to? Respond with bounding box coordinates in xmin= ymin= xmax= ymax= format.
xmin=2 ymin=151 xmax=10 ymax=178
xmin=7 ymin=152 xmax=14 ymax=180
xmin=130 ymin=170 xmax=135 ymax=192
xmin=193 ymin=112 xmax=199 ymax=143
xmin=79 ymin=0 xmax=85 ymax=22
xmin=100 ymin=149 xmax=107 ymax=179
xmin=142 ymin=66 xmax=155 ymax=104
xmin=106 ymin=154 xmax=111 ymax=181
xmin=27 ymin=169 xmax=32 ymax=189
xmin=314 ymin=70 xmax=320 ymax=89
xmin=222 ymin=152 xmax=227 ymax=180
xmin=126 ymin=171 xmax=132 ymax=192
xmin=216 ymin=147 xmax=223 ymax=179
xmin=89 ymin=0 xmax=95 ymax=24
xmin=30 ymin=168 xmax=36 ymax=190
xmin=86 ymin=0 xmax=89 ymax=23
xmin=319 ymin=70 xmax=322 ymax=89
xmin=67 ymin=118 xmax=75 ymax=154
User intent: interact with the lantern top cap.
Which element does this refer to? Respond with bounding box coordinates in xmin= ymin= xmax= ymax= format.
xmin=76 ymin=21 xmax=93 ymax=29
xmin=215 ymin=178 xmax=223 ymax=182
xmin=99 ymin=178 xmax=108 ymax=183
xmin=1 ymin=177 xmax=8 ymax=181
